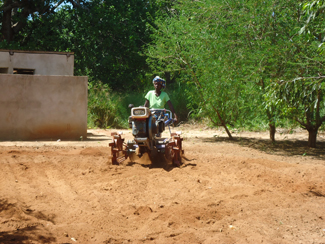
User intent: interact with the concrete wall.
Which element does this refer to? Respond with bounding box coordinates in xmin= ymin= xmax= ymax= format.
xmin=0 ymin=74 xmax=88 ymax=140
xmin=0 ymin=50 xmax=74 ymax=75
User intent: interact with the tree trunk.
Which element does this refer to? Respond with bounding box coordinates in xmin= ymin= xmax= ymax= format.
xmin=212 ymin=110 xmax=233 ymax=139
xmin=223 ymin=123 xmax=233 ymax=139
xmin=2 ymin=3 xmax=13 ymax=42
xmin=269 ymin=123 xmax=275 ymax=142
xmin=266 ymin=109 xmax=276 ymax=142
xmin=164 ymin=72 xmax=171 ymax=84
xmin=307 ymin=128 xmax=318 ymax=148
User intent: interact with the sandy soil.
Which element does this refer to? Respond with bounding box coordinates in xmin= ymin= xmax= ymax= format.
xmin=0 ymin=125 xmax=325 ymax=244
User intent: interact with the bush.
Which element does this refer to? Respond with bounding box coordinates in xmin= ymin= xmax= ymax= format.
xmin=87 ymin=82 xmax=128 ymax=128
xmin=165 ymin=82 xmax=190 ymax=122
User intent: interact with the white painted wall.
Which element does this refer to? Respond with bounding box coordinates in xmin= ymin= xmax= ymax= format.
xmin=0 ymin=74 xmax=88 ymax=140
xmin=0 ymin=50 xmax=74 ymax=75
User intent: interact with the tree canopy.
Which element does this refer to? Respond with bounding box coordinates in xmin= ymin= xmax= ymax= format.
xmin=0 ymin=0 xmax=86 ymax=42
xmin=1 ymin=0 xmax=159 ymax=90
xmin=146 ymin=0 xmax=325 ymax=147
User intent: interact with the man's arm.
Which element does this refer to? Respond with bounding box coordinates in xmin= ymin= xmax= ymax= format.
xmin=144 ymin=99 xmax=149 ymax=108
xmin=166 ymin=100 xmax=177 ymax=122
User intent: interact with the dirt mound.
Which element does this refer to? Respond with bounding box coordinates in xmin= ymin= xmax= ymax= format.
xmin=0 ymin=128 xmax=325 ymax=243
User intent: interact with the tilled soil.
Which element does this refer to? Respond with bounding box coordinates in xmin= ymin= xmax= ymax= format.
xmin=0 ymin=126 xmax=325 ymax=244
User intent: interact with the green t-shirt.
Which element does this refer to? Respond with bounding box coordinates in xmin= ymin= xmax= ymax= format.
xmin=145 ymin=90 xmax=170 ymax=109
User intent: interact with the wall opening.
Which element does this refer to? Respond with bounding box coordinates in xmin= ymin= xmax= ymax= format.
xmin=0 ymin=68 xmax=8 ymax=74
xmin=13 ymin=68 xmax=35 ymax=75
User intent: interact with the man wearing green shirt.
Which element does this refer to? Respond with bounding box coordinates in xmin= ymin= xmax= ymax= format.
xmin=144 ymin=76 xmax=178 ymax=122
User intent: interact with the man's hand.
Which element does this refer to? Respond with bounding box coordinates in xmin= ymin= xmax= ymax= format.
xmin=174 ymin=113 xmax=178 ymax=123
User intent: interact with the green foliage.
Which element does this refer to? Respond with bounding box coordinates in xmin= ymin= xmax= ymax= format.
xmin=300 ymin=0 xmax=325 ymax=51
xmin=164 ymin=82 xmax=189 ymax=122
xmin=146 ymin=0 xmax=278 ymax=134
xmin=261 ymin=0 xmax=325 ymax=146
xmin=146 ymin=0 xmax=325 ymax=143
xmin=69 ymin=0 xmax=156 ymax=90
xmin=1 ymin=1 xmax=158 ymax=91
xmin=87 ymin=82 xmax=128 ymax=128
xmin=146 ymin=1 xmax=229 ymax=129
xmin=0 ymin=0 xmax=87 ymax=43
xmin=267 ymin=78 xmax=325 ymax=129
xmin=8 ymin=4 xmax=74 ymax=52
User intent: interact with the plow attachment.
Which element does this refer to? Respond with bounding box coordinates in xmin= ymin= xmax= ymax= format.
xmin=109 ymin=132 xmax=128 ymax=165
xmin=166 ymin=132 xmax=184 ymax=167
xmin=108 ymin=131 xmax=184 ymax=166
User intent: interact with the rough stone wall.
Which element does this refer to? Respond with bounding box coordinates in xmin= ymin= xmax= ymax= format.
xmin=0 ymin=74 xmax=88 ymax=140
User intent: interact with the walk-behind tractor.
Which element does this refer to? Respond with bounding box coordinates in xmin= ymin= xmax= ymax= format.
xmin=109 ymin=105 xmax=184 ymax=166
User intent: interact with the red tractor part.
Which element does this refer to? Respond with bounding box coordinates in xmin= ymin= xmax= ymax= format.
xmin=168 ymin=132 xmax=184 ymax=167
xmin=109 ymin=132 xmax=128 ymax=165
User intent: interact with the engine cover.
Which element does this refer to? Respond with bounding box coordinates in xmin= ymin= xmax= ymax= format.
xmin=148 ymin=115 xmax=157 ymax=140
xmin=132 ymin=119 xmax=147 ymax=137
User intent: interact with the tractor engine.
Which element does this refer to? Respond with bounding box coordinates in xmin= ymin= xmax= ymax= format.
xmin=129 ymin=107 xmax=166 ymax=140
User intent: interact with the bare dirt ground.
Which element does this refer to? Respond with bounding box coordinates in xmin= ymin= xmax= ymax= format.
xmin=1 ymin=124 xmax=325 ymax=244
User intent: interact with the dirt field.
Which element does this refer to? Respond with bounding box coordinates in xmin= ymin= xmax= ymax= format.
xmin=1 ymin=125 xmax=325 ymax=244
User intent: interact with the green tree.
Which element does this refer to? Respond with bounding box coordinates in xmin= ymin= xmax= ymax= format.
xmin=146 ymin=0 xmax=291 ymax=139
xmin=147 ymin=0 xmax=247 ymax=138
xmin=0 ymin=0 xmax=83 ymax=42
xmin=299 ymin=0 xmax=325 ymax=47
xmin=69 ymin=0 xmax=157 ymax=90
xmin=263 ymin=0 xmax=325 ymax=148
xmin=147 ymin=0 xmax=325 ymax=147
xmin=1 ymin=0 xmax=160 ymax=91
xmin=267 ymin=76 xmax=325 ymax=147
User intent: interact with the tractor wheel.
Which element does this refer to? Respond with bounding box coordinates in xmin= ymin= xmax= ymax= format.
xmin=148 ymin=148 xmax=158 ymax=163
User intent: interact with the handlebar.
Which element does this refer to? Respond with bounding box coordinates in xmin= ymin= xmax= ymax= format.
xmin=150 ymin=108 xmax=172 ymax=119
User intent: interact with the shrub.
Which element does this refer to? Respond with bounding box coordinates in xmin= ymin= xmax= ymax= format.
xmin=88 ymin=82 xmax=127 ymax=128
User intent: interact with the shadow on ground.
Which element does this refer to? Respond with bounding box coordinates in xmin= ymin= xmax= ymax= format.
xmin=0 ymin=227 xmax=56 ymax=244
xmin=85 ymin=132 xmax=110 ymax=141
xmin=126 ymin=153 xmax=181 ymax=172
xmin=202 ymin=136 xmax=325 ymax=161
xmin=0 ymin=199 xmax=56 ymax=244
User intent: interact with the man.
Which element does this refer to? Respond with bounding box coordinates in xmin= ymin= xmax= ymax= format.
xmin=144 ymin=76 xmax=178 ymax=122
